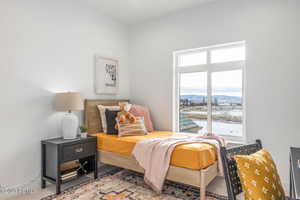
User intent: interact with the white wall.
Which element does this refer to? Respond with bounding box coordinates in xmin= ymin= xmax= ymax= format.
xmin=129 ymin=0 xmax=300 ymax=187
xmin=0 ymin=0 xmax=129 ymax=196
xmin=1 ymin=0 xmax=300 ymax=195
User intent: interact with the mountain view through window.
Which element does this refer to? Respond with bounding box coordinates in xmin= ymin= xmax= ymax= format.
xmin=176 ymin=42 xmax=245 ymax=138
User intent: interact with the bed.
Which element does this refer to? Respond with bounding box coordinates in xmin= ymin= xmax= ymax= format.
xmin=84 ymin=99 xmax=218 ymax=200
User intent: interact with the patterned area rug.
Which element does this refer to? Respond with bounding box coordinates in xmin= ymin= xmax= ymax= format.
xmin=42 ymin=165 xmax=227 ymax=200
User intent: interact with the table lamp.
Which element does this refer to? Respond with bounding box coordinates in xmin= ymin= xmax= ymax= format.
xmin=55 ymin=92 xmax=84 ymax=139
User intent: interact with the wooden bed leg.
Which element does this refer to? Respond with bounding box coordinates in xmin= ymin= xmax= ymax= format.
xmin=200 ymin=184 xmax=206 ymax=200
xmin=200 ymin=171 xmax=207 ymax=200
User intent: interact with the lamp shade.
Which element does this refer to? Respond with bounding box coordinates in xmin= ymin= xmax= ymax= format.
xmin=54 ymin=92 xmax=83 ymax=111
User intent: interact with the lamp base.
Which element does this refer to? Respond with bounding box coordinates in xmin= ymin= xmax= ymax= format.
xmin=62 ymin=112 xmax=78 ymax=139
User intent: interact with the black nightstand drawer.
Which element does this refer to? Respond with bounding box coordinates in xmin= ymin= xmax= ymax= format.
xmin=62 ymin=142 xmax=96 ymax=162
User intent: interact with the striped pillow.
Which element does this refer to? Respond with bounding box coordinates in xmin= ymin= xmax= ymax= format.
xmin=117 ymin=117 xmax=148 ymax=137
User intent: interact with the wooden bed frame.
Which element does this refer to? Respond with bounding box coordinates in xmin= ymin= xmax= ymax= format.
xmin=84 ymin=99 xmax=218 ymax=200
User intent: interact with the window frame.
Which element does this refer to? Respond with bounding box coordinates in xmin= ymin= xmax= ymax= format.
xmin=173 ymin=41 xmax=246 ymax=142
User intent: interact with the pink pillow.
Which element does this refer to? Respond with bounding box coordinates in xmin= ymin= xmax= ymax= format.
xmin=129 ymin=105 xmax=154 ymax=132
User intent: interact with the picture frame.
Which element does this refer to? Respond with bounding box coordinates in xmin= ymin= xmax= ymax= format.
xmin=95 ymin=55 xmax=118 ymax=94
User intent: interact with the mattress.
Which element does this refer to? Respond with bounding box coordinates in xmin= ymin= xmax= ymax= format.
xmin=89 ymin=131 xmax=217 ymax=170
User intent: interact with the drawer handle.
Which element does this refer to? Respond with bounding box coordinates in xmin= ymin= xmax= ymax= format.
xmin=75 ymin=147 xmax=83 ymax=153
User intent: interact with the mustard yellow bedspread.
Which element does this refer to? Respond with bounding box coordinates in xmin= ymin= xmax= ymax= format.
xmin=89 ymin=131 xmax=216 ymax=170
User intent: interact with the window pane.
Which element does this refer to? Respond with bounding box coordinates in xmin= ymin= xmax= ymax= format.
xmin=178 ymin=52 xmax=207 ymax=66
xmin=179 ymin=72 xmax=207 ymax=134
xmin=211 ymin=70 xmax=243 ymax=137
xmin=211 ymin=46 xmax=245 ymax=63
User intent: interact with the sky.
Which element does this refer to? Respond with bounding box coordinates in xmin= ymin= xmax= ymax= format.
xmin=180 ymin=70 xmax=243 ymax=96
xmin=178 ymin=45 xmax=245 ymax=97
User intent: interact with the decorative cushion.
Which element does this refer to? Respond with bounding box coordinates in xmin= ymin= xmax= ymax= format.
xmin=105 ymin=110 xmax=119 ymax=135
xmin=234 ymin=148 xmax=285 ymax=200
xmin=97 ymin=103 xmax=132 ymax=133
xmin=97 ymin=105 xmax=120 ymax=133
xmin=118 ymin=117 xmax=148 ymax=137
xmin=129 ymin=105 xmax=154 ymax=132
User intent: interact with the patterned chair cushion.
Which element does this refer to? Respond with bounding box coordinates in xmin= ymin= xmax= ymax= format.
xmin=234 ymin=148 xmax=285 ymax=200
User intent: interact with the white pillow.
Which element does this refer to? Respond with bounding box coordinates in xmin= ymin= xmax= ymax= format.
xmin=97 ymin=104 xmax=132 ymax=133
xmin=97 ymin=105 xmax=119 ymax=133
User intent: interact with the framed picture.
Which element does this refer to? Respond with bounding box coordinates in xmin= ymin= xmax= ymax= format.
xmin=95 ymin=56 xmax=118 ymax=94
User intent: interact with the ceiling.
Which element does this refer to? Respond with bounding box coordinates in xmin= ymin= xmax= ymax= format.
xmin=86 ymin=0 xmax=215 ymax=25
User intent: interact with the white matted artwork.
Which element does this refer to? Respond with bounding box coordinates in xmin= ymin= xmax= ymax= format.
xmin=95 ymin=56 xmax=118 ymax=94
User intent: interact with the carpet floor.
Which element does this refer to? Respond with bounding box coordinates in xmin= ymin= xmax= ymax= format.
xmin=41 ymin=165 xmax=228 ymax=200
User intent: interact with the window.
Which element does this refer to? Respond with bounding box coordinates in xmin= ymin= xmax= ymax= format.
xmin=174 ymin=42 xmax=245 ymax=141
xmin=211 ymin=46 xmax=245 ymax=63
xmin=178 ymin=51 xmax=207 ymax=66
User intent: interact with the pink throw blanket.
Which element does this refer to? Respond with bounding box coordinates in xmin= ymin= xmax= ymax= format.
xmin=132 ymin=133 xmax=225 ymax=193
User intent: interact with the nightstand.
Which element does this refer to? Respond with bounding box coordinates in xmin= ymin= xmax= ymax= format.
xmin=290 ymin=147 xmax=300 ymax=200
xmin=41 ymin=136 xmax=98 ymax=194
